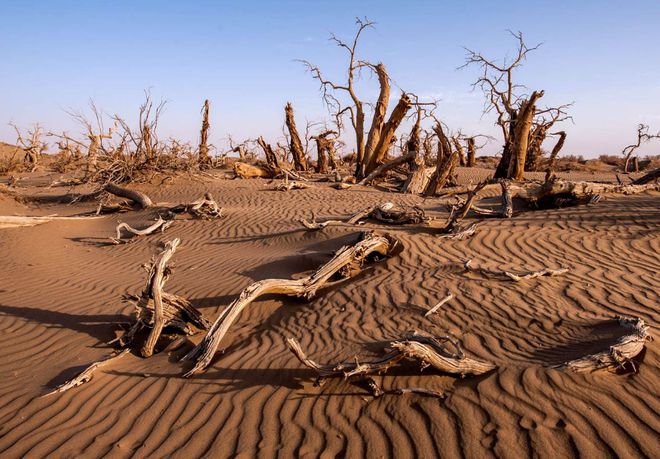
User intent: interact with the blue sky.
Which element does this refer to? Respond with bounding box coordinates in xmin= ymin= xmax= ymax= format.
xmin=1 ymin=1 xmax=659 ymax=156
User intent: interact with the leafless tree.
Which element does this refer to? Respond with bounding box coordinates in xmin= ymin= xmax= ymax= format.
xmin=460 ymin=31 xmax=570 ymax=180
xmin=300 ymin=17 xmax=412 ymax=178
xmin=11 ymin=123 xmax=47 ymax=172
xmin=622 ymin=124 xmax=660 ymax=173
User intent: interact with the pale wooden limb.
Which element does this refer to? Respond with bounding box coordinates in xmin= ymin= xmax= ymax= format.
xmin=287 ymin=330 xmax=496 ymax=380
xmin=299 ymin=203 xmax=426 ymax=231
xmin=233 ymin=161 xmax=274 ymax=178
xmin=464 ymin=259 xmax=568 ymax=281
xmin=274 ymin=176 xmax=311 ymax=191
xmin=183 ymin=232 xmax=397 ymax=376
xmin=357 ymin=151 xmax=417 ymax=186
xmin=111 ymin=216 xmax=173 ymax=244
xmin=554 ymin=317 xmax=650 ymax=373
xmin=43 ymin=349 xmax=130 ymax=396
xmin=104 ymin=183 xmax=153 ymax=209
xmin=424 ymin=293 xmax=454 ymax=317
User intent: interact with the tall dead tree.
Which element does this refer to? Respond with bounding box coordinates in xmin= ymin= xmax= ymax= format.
xmin=622 ymin=124 xmax=660 ymax=173
xmin=461 ymin=31 xmax=570 ymax=180
xmin=198 ymin=99 xmax=211 ymax=169
xmin=301 ymin=18 xmax=412 ymax=179
xmin=284 ymin=103 xmax=308 ymax=171
xmin=466 ymin=137 xmax=477 ymax=167
xmin=545 ymin=131 xmax=567 ymax=173
xmin=11 ymin=123 xmax=46 ymax=172
xmin=424 ymin=122 xmax=458 ymax=195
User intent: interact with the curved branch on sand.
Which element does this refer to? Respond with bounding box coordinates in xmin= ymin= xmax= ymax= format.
xmin=554 ymin=317 xmax=650 ymax=373
xmin=287 ymin=330 xmax=496 ymax=380
xmin=182 ymin=232 xmax=398 ymax=376
xmin=111 ymin=216 xmax=173 ymax=244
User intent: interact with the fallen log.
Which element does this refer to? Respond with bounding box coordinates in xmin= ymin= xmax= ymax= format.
xmin=300 ymin=202 xmax=427 ymax=230
xmin=117 ymin=239 xmax=210 ymax=356
xmin=554 ymin=317 xmax=650 ymax=373
xmin=104 ymin=183 xmax=153 ymax=209
xmin=43 ymin=349 xmax=130 ymax=396
xmin=183 ymin=232 xmax=398 ymax=376
xmin=464 ymin=259 xmax=568 ymax=281
xmin=168 ymin=192 xmax=223 ymax=219
xmin=233 ymin=161 xmax=275 ymax=179
xmin=357 ymin=152 xmax=417 ymax=186
xmin=287 ymin=330 xmax=496 ymax=381
xmin=111 ymin=216 xmax=173 ymax=244
xmin=632 ymin=167 xmax=660 ymax=185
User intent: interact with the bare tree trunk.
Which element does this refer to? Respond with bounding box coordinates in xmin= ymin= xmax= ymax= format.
xmin=546 ymin=131 xmax=567 ymax=174
xmin=452 ymin=137 xmax=466 ymax=166
xmin=466 ymin=137 xmax=476 ymax=167
xmin=198 ymin=100 xmax=211 ymax=169
xmin=363 ymin=63 xmax=390 ymax=168
xmin=257 ymin=136 xmax=280 ymax=170
xmin=508 ymin=90 xmax=544 ymax=180
xmin=364 ymin=93 xmax=412 ymax=175
xmin=424 ymin=148 xmax=459 ymax=196
xmin=313 ymin=131 xmax=335 ymax=174
xmin=284 ymin=102 xmax=307 ymax=171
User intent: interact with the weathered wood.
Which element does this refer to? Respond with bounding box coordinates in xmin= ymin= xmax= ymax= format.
xmin=183 ymin=232 xmax=398 ymax=376
xmin=287 ymin=330 xmax=496 ymax=379
xmin=358 ymin=151 xmax=417 ymax=186
xmin=43 ymin=349 xmax=130 ymax=396
xmin=300 ymin=202 xmax=426 ymax=230
xmin=111 ymin=216 xmax=173 ymax=244
xmin=632 ymin=167 xmax=660 ymax=185
xmin=424 ymin=293 xmax=454 ymax=317
xmin=284 ymin=102 xmax=308 ymax=171
xmin=0 ymin=215 xmax=103 ymax=229
xmin=233 ymin=161 xmax=274 ymax=179
xmin=104 ymin=183 xmax=153 ymax=209
xmin=257 ymin=136 xmax=280 ymax=170
xmin=464 ymin=259 xmax=568 ymax=281
xmin=555 ymin=317 xmax=650 ymax=373
xmin=198 ymin=99 xmax=211 ymax=168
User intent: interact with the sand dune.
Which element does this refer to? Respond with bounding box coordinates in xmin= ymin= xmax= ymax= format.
xmin=0 ymin=171 xmax=657 ymax=457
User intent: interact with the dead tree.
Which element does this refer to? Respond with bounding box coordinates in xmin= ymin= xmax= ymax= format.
xmin=622 ymin=124 xmax=660 ymax=173
xmin=11 ymin=123 xmax=46 ymax=172
xmin=545 ymin=131 xmax=567 ymax=174
xmin=466 ymin=137 xmax=477 ymax=167
xmin=424 ymin=123 xmax=458 ymax=195
xmin=301 ymin=18 xmax=412 ymax=178
xmin=257 ymin=136 xmax=280 ymax=171
xmin=284 ymin=103 xmax=308 ymax=171
xmin=198 ymin=99 xmax=211 ymax=169
xmin=183 ymin=232 xmax=398 ymax=376
xmin=311 ymin=131 xmax=337 ymax=173
xmin=461 ymin=31 xmax=570 ymax=180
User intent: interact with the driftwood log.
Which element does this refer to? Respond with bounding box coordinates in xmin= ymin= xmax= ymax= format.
xmin=111 ymin=216 xmax=173 ymax=244
xmin=300 ymin=202 xmax=427 ymax=230
xmin=104 ymin=183 xmax=153 ymax=209
xmin=43 ymin=349 xmax=131 ymax=396
xmin=233 ymin=161 xmax=275 ymax=179
xmin=555 ymin=317 xmax=650 ymax=373
xmin=118 ymin=239 xmax=210 ymax=356
xmin=183 ymin=232 xmax=398 ymax=376
xmin=287 ymin=330 xmax=496 ymax=381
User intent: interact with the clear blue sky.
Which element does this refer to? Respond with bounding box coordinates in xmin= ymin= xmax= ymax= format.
xmin=1 ymin=0 xmax=659 ymax=157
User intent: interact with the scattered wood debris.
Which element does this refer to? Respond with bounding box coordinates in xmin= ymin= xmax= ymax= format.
xmin=464 ymin=259 xmax=568 ymax=281
xmin=300 ymin=202 xmax=427 ymax=230
xmin=554 ymin=317 xmax=650 ymax=373
xmin=183 ymin=232 xmax=398 ymax=376
xmin=287 ymin=330 xmax=496 ymax=384
xmin=110 ymin=216 xmax=173 ymax=244
xmin=424 ymin=293 xmax=454 ymax=317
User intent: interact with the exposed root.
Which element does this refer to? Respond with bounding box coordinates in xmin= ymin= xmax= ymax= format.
xmin=183 ymin=232 xmax=398 ymax=376
xmin=117 ymin=239 xmax=210 ymax=356
xmin=554 ymin=317 xmax=650 ymax=373
xmin=104 ymin=183 xmax=153 ymax=209
xmin=43 ymin=349 xmax=130 ymax=396
xmin=111 ymin=216 xmax=173 ymax=244
xmin=287 ymin=330 xmax=496 ymax=382
xmin=464 ymin=259 xmax=568 ymax=281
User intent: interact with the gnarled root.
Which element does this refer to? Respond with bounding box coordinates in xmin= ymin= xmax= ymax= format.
xmin=287 ymin=330 xmax=496 ymax=383
xmin=299 ymin=202 xmax=427 ymax=230
xmin=182 ymin=232 xmax=398 ymax=376
xmin=554 ymin=317 xmax=650 ymax=373
xmin=111 ymin=216 xmax=173 ymax=244
xmin=117 ymin=239 xmax=210 ymax=356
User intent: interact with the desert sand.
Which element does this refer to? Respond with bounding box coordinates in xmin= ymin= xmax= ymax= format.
xmin=0 ymin=167 xmax=657 ymax=458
